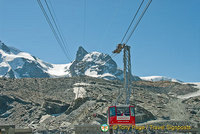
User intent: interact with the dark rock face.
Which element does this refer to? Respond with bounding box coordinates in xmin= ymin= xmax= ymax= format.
xmin=0 ymin=41 xmax=21 ymax=54
xmin=0 ymin=95 xmax=14 ymax=115
xmin=76 ymin=46 xmax=88 ymax=62
xmin=4 ymin=69 xmax=15 ymax=78
xmin=15 ymin=60 xmax=49 ymax=78
xmin=0 ymin=94 xmax=31 ymax=118
xmin=65 ymin=97 xmax=89 ymax=115
xmin=42 ymin=100 xmax=70 ymax=115
xmin=1 ymin=43 xmax=10 ymax=53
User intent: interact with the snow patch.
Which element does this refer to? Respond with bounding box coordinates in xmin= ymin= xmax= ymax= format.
xmin=85 ymin=68 xmax=115 ymax=79
xmin=17 ymin=52 xmax=35 ymax=61
xmin=177 ymin=82 xmax=200 ymax=99
xmin=140 ymin=76 xmax=181 ymax=83
xmin=188 ymin=82 xmax=200 ymax=89
xmin=85 ymin=68 xmax=98 ymax=77
xmin=91 ymin=120 xmax=101 ymax=125
xmin=0 ymin=62 xmax=9 ymax=67
xmin=74 ymin=82 xmax=91 ymax=86
xmin=47 ymin=63 xmax=71 ymax=77
xmin=82 ymin=52 xmax=105 ymax=64
xmin=0 ymin=50 xmax=35 ymax=61
xmin=73 ymin=87 xmax=86 ymax=99
xmin=100 ymin=73 xmax=115 ymax=78
xmin=37 ymin=59 xmax=48 ymax=68
xmin=39 ymin=114 xmax=52 ymax=123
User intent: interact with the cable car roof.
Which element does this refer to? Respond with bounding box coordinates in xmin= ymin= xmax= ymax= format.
xmin=110 ymin=105 xmax=134 ymax=107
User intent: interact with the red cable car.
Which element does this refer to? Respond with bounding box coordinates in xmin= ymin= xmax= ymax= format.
xmin=108 ymin=105 xmax=135 ymax=126
xmin=107 ymin=44 xmax=136 ymax=133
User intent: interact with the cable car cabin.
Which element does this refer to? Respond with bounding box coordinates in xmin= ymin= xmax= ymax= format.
xmin=108 ymin=105 xmax=135 ymax=126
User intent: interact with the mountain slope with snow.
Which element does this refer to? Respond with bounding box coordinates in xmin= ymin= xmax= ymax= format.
xmin=0 ymin=41 xmax=71 ymax=78
xmin=0 ymin=41 xmax=140 ymax=80
xmin=140 ymin=76 xmax=182 ymax=83
xmin=177 ymin=82 xmax=200 ymax=99
xmin=69 ymin=46 xmax=140 ymax=81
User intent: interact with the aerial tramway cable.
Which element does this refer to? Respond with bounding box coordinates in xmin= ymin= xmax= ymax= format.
xmin=37 ymin=0 xmax=72 ymax=62
xmin=120 ymin=0 xmax=145 ymax=44
xmin=108 ymin=0 xmax=153 ymax=123
xmin=83 ymin=0 xmax=86 ymax=45
xmin=45 ymin=0 xmax=73 ymax=61
xmin=106 ymin=0 xmax=145 ymax=68
xmin=124 ymin=0 xmax=152 ymax=44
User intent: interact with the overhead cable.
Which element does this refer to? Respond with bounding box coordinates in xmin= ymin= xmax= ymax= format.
xmin=120 ymin=0 xmax=145 ymax=44
xmin=124 ymin=0 xmax=152 ymax=44
xmin=37 ymin=0 xmax=72 ymax=62
xmin=83 ymin=0 xmax=86 ymax=45
xmin=45 ymin=0 xmax=73 ymax=60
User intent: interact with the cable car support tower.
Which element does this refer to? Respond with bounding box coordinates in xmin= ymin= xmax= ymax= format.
xmin=113 ymin=44 xmax=133 ymax=106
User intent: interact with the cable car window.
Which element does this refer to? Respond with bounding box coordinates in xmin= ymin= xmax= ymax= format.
xmin=131 ymin=107 xmax=135 ymax=116
xmin=109 ymin=107 xmax=116 ymax=117
xmin=117 ymin=107 xmax=130 ymax=116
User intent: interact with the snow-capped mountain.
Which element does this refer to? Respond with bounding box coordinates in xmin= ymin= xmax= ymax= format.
xmin=0 ymin=41 xmax=140 ymax=80
xmin=0 ymin=41 xmax=48 ymax=78
xmin=140 ymin=76 xmax=182 ymax=83
xmin=70 ymin=46 xmax=140 ymax=80
xmin=0 ymin=41 xmax=73 ymax=78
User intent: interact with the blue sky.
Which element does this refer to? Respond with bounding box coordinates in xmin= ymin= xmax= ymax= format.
xmin=0 ymin=0 xmax=199 ymax=82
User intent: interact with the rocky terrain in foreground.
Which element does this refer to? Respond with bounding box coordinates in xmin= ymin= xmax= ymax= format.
xmin=0 ymin=77 xmax=199 ymax=133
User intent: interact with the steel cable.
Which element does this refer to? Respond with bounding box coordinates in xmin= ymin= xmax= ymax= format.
xmin=37 ymin=0 xmax=72 ymax=62
xmin=124 ymin=0 xmax=152 ymax=44
xmin=44 ymin=0 xmax=72 ymax=61
xmin=120 ymin=0 xmax=145 ymax=44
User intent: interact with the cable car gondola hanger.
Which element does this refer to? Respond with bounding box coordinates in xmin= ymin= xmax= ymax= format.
xmin=108 ymin=44 xmax=135 ymax=128
xmin=107 ymin=0 xmax=152 ymax=132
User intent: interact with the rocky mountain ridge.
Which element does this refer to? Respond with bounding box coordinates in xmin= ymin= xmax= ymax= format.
xmin=0 ymin=41 xmax=140 ymax=81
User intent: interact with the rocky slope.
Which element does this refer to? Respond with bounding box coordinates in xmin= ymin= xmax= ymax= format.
xmin=0 ymin=77 xmax=199 ymax=133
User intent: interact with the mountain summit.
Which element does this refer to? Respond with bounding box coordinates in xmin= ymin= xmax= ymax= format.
xmin=0 ymin=41 xmax=50 ymax=78
xmin=0 ymin=41 xmax=140 ymax=80
xmin=71 ymin=46 xmax=140 ymax=80
xmin=75 ymin=46 xmax=88 ymax=62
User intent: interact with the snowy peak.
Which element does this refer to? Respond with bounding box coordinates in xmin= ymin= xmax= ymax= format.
xmin=0 ymin=41 xmax=21 ymax=54
xmin=75 ymin=46 xmax=88 ymax=62
xmin=140 ymin=76 xmax=182 ymax=83
xmin=70 ymin=48 xmax=118 ymax=79
xmin=70 ymin=46 xmax=141 ymax=81
xmin=82 ymin=51 xmax=114 ymax=65
xmin=0 ymin=42 xmax=141 ymax=80
xmin=0 ymin=41 xmax=50 ymax=78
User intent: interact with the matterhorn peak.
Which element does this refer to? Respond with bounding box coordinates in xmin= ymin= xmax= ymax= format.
xmin=76 ymin=46 xmax=88 ymax=62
